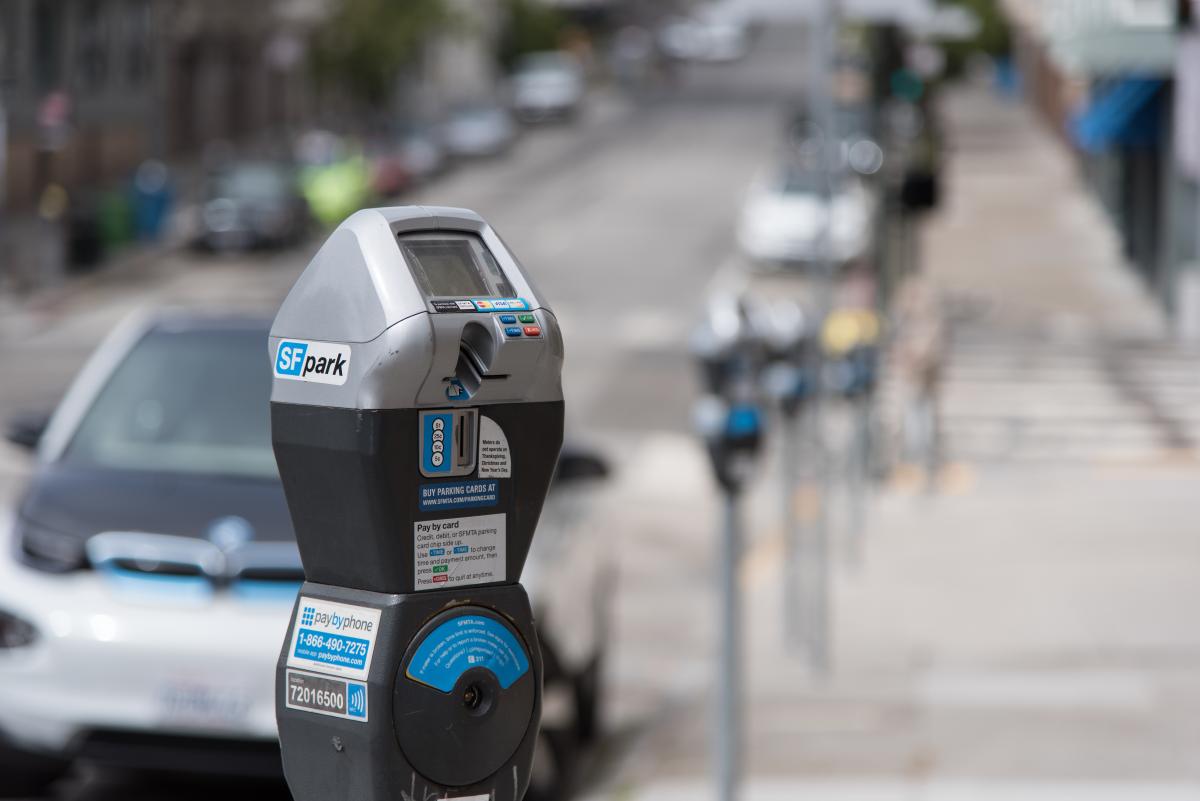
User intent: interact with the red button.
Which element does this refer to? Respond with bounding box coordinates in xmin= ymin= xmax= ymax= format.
xmin=523 ymin=326 xmax=542 ymax=337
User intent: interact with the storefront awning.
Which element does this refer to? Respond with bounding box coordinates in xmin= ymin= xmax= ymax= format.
xmin=1071 ymin=78 xmax=1165 ymax=153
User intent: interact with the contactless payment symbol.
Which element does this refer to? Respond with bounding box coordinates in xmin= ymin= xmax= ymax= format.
xmin=347 ymin=682 xmax=367 ymax=719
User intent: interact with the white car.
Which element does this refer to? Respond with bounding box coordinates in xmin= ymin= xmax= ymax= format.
xmin=659 ymin=14 xmax=750 ymax=63
xmin=441 ymin=103 xmax=518 ymax=159
xmin=738 ymin=166 xmax=878 ymax=268
xmin=0 ymin=313 xmax=612 ymax=800
xmin=511 ymin=51 xmax=587 ymax=123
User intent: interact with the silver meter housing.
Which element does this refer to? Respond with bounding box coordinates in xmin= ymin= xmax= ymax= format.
xmin=271 ymin=206 xmax=564 ymax=801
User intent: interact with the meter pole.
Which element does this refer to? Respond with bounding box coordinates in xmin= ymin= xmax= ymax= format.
xmin=717 ymin=483 xmax=742 ymax=801
xmin=797 ymin=0 xmax=840 ymax=675
xmin=781 ymin=399 xmax=804 ymax=649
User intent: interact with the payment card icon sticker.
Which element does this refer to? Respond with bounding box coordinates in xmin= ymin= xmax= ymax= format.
xmin=274 ymin=339 xmax=351 ymax=386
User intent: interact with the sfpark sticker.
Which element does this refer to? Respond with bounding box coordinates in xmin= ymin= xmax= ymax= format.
xmin=274 ymin=339 xmax=351 ymax=386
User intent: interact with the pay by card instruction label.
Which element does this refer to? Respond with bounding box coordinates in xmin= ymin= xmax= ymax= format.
xmin=414 ymin=513 xmax=506 ymax=591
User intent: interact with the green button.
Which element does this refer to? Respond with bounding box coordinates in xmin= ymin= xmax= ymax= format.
xmin=518 ymin=314 xmax=536 ymax=324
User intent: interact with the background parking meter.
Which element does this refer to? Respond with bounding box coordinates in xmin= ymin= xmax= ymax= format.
xmin=822 ymin=309 xmax=881 ymax=399
xmin=691 ymin=295 xmax=767 ymax=801
xmin=269 ymin=207 xmax=563 ymax=801
xmin=692 ymin=297 xmax=766 ymax=492
xmin=754 ymin=300 xmax=818 ymax=416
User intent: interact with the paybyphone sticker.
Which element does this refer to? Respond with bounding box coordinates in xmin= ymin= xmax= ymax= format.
xmin=274 ymin=340 xmax=351 ymax=386
xmin=414 ymin=514 xmax=506 ymax=591
xmin=287 ymin=598 xmax=381 ymax=681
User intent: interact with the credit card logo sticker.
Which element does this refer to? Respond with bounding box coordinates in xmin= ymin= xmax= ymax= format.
xmin=274 ymin=340 xmax=351 ymax=386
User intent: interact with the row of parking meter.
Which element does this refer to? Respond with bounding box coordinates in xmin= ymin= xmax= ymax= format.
xmin=692 ymin=293 xmax=883 ymax=801
xmin=269 ymin=206 xmax=563 ymax=801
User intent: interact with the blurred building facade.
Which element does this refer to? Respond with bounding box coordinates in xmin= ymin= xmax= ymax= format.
xmin=0 ymin=0 xmax=517 ymax=218
xmin=1002 ymin=0 xmax=1191 ymax=322
xmin=0 ymin=0 xmax=329 ymax=213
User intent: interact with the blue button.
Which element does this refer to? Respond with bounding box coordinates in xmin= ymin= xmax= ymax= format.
xmin=499 ymin=314 xmax=517 ymax=324
xmin=504 ymin=327 xmax=523 ymax=337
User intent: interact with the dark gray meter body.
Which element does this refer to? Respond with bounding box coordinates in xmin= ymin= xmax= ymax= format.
xmin=271 ymin=206 xmax=564 ymax=801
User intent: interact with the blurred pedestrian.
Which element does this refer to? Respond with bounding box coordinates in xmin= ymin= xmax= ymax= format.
xmin=891 ymin=270 xmax=946 ymax=487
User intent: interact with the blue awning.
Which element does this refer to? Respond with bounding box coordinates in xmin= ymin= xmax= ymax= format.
xmin=1071 ymin=78 xmax=1165 ymax=154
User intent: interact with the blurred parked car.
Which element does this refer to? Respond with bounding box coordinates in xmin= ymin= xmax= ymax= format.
xmin=196 ymin=161 xmax=308 ymax=252
xmin=442 ymin=103 xmax=518 ymax=159
xmin=396 ymin=122 xmax=448 ymax=184
xmin=0 ymin=313 xmax=612 ymax=800
xmin=659 ymin=13 xmax=750 ymax=63
xmin=293 ymin=130 xmax=375 ymax=228
xmin=738 ymin=165 xmax=877 ymax=267
xmin=511 ymin=51 xmax=586 ymax=123
xmin=366 ymin=144 xmax=413 ymax=199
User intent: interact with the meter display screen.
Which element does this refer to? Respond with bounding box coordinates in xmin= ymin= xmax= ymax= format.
xmin=399 ymin=234 xmax=516 ymax=299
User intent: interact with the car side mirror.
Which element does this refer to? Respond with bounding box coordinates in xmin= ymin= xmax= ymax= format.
xmin=554 ymin=447 xmax=610 ymax=485
xmin=5 ymin=411 xmax=51 ymax=452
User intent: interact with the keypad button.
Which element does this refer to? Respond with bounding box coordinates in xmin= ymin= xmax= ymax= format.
xmin=504 ymin=327 xmax=523 ymax=337
xmin=518 ymin=314 xmax=536 ymax=324
xmin=499 ymin=314 xmax=517 ymax=324
xmin=523 ymin=326 xmax=542 ymax=337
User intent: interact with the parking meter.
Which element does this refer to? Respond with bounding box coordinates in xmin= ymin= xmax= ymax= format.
xmin=692 ymin=296 xmax=767 ymax=493
xmin=753 ymin=300 xmax=818 ymax=417
xmin=822 ymin=309 xmax=881 ymax=399
xmin=269 ymin=206 xmax=563 ymax=801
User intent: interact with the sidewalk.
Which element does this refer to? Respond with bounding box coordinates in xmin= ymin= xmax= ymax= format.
xmin=581 ymin=85 xmax=1200 ymax=800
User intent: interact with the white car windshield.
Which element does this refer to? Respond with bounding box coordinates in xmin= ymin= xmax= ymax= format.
xmin=62 ymin=327 xmax=277 ymax=480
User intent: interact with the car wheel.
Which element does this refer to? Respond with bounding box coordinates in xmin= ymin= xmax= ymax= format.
xmin=573 ymin=653 xmax=603 ymax=745
xmin=524 ymin=726 xmax=577 ymax=801
xmin=0 ymin=745 xmax=70 ymax=798
xmin=528 ymin=636 xmax=580 ymax=800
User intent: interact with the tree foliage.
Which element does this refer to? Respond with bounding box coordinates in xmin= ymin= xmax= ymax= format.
xmin=945 ymin=0 xmax=1012 ymax=59
xmin=498 ymin=0 xmax=567 ymax=70
xmin=311 ymin=0 xmax=454 ymax=106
